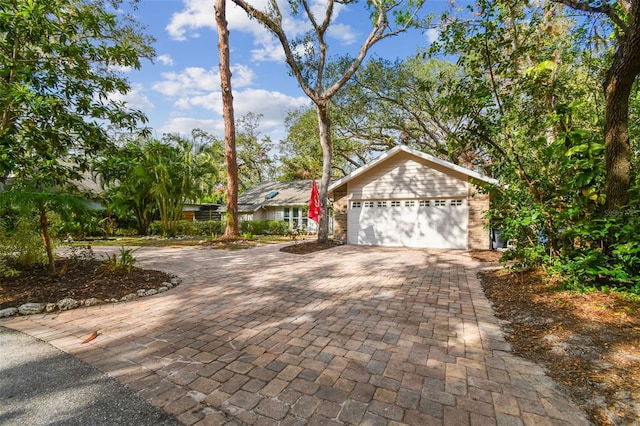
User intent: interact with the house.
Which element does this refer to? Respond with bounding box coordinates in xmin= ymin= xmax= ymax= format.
xmin=231 ymin=180 xmax=318 ymax=232
xmin=182 ymin=204 xmax=222 ymax=221
xmin=327 ymin=145 xmax=498 ymax=250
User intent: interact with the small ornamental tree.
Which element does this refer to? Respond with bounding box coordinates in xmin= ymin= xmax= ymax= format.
xmin=0 ymin=0 xmax=154 ymax=271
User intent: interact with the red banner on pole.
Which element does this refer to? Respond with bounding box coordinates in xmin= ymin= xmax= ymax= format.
xmin=309 ymin=180 xmax=320 ymax=223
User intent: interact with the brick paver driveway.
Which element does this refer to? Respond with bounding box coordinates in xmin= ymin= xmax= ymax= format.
xmin=2 ymin=244 xmax=589 ymax=425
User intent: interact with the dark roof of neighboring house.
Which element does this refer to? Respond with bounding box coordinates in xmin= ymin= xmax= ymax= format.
xmin=234 ymin=180 xmax=313 ymax=213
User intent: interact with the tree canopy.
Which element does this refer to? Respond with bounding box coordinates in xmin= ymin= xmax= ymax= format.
xmin=0 ymin=0 xmax=154 ymax=190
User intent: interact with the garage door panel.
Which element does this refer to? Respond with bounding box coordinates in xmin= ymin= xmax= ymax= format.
xmin=348 ymin=199 xmax=468 ymax=249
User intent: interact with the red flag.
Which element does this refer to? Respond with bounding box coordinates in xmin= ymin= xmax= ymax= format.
xmin=309 ymin=180 xmax=321 ymax=223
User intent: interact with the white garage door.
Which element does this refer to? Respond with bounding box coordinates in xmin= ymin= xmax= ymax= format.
xmin=347 ymin=199 xmax=468 ymax=249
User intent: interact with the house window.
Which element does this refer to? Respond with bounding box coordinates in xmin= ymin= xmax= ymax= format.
xmin=419 ymin=200 xmax=430 ymax=207
xmin=404 ymin=201 xmax=415 ymax=207
xmin=377 ymin=201 xmax=387 ymax=207
xmin=451 ymin=199 xmax=464 ymax=207
xmin=352 ymin=201 xmax=362 ymax=208
xmin=390 ymin=201 xmax=401 ymax=207
xmin=434 ymin=200 xmax=446 ymax=207
xmin=283 ymin=207 xmax=290 ymax=223
xmin=293 ymin=207 xmax=300 ymax=228
xmin=364 ymin=201 xmax=374 ymax=208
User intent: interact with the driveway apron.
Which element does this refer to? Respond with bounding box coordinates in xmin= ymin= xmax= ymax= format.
xmin=1 ymin=244 xmax=590 ymax=425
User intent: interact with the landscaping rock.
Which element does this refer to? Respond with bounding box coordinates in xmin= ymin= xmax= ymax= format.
xmin=162 ymin=282 xmax=173 ymax=289
xmin=170 ymin=277 xmax=180 ymax=285
xmin=45 ymin=303 xmax=57 ymax=313
xmin=136 ymin=289 xmax=147 ymax=297
xmin=144 ymin=289 xmax=157 ymax=296
xmin=120 ymin=293 xmax=137 ymax=301
xmin=84 ymin=298 xmax=102 ymax=307
xmin=18 ymin=303 xmax=44 ymax=315
xmin=157 ymin=286 xmax=168 ymax=293
xmin=57 ymin=298 xmax=79 ymax=311
xmin=0 ymin=307 xmax=18 ymax=318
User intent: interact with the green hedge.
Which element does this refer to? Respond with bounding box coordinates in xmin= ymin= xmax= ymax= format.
xmin=150 ymin=220 xmax=224 ymax=237
xmin=240 ymin=220 xmax=289 ymax=236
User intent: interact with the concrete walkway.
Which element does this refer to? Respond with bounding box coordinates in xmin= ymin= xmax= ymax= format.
xmin=1 ymin=244 xmax=590 ymax=425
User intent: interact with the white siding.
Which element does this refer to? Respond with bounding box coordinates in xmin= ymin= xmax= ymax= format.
xmin=348 ymin=151 xmax=468 ymax=200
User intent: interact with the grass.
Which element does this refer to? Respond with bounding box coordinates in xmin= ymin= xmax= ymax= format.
xmin=66 ymin=234 xmax=304 ymax=248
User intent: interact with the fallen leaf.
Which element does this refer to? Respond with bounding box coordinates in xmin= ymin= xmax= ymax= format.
xmin=82 ymin=331 xmax=99 ymax=344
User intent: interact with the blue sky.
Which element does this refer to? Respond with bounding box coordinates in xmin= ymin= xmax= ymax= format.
xmin=116 ymin=0 xmax=462 ymax=143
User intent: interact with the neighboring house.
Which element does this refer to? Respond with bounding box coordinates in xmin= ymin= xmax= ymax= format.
xmin=328 ymin=145 xmax=498 ymax=250
xmin=228 ymin=180 xmax=318 ymax=232
xmin=182 ymin=204 xmax=222 ymax=221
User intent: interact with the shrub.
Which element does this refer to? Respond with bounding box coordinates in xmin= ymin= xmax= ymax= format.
xmin=0 ymin=216 xmax=47 ymax=268
xmin=240 ymin=220 xmax=289 ymax=236
xmin=99 ymin=246 xmax=137 ymax=273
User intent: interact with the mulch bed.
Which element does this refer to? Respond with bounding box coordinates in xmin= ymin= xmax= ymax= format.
xmin=481 ymin=268 xmax=640 ymax=425
xmin=279 ymin=240 xmax=342 ymax=254
xmin=0 ymin=259 xmax=172 ymax=310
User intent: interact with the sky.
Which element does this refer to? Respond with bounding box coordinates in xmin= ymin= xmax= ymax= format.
xmin=116 ymin=0 xmax=460 ymax=144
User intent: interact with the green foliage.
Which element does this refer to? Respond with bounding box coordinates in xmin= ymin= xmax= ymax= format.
xmin=94 ymin=131 xmax=223 ymax=237
xmin=1 ymin=0 xmax=154 ymax=190
xmin=240 ymin=220 xmax=289 ymax=236
xmin=236 ymin=113 xmax=276 ymax=190
xmin=99 ymin=246 xmax=137 ymax=273
xmin=426 ymin=0 xmax=640 ymax=293
xmin=149 ymin=220 xmax=224 ymax=237
xmin=0 ymin=189 xmax=92 ymax=273
xmin=0 ymin=216 xmax=47 ymax=268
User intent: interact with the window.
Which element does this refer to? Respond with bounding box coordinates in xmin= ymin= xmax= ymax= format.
xmin=451 ymin=199 xmax=464 ymax=206
xmin=390 ymin=201 xmax=401 ymax=207
xmin=434 ymin=200 xmax=446 ymax=207
xmin=419 ymin=200 xmax=430 ymax=207
xmin=352 ymin=201 xmax=362 ymax=208
xmin=293 ymin=208 xmax=300 ymax=228
xmin=364 ymin=201 xmax=374 ymax=208
xmin=405 ymin=201 xmax=415 ymax=207
xmin=377 ymin=201 xmax=387 ymax=207
xmin=284 ymin=207 xmax=290 ymax=219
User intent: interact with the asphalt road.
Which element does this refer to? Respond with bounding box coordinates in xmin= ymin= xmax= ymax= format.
xmin=0 ymin=326 xmax=178 ymax=426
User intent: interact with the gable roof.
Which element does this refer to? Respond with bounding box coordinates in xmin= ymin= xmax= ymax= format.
xmin=328 ymin=145 xmax=498 ymax=194
xmin=236 ymin=180 xmax=312 ymax=212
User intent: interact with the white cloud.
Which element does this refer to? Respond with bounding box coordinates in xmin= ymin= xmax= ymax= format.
xmin=166 ymin=0 xmax=268 ymax=40
xmin=110 ymin=64 xmax=133 ymax=73
xmin=157 ymin=54 xmax=174 ymax=66
xmin=165 ymin=0 xmax=214 ymax=41
xmin=109 ymin=83 xmax=155 ymax=111
xmin=329 ymin=23 xmax=357 ymax=45
xmin=426 ymin=28 xmax=440 ymax=44
xmin=158 ymin=87 xmax=308 ymax=141
xmin=152 ymin=65 xmax=255 ymax=97
xmin=159 ymin=117 xmax=224 ymax=137
xmin=166 ymin=0 xmax=356 ymax=62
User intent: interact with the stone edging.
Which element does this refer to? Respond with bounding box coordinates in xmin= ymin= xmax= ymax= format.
xmin=0 ymin=275 xmax=182 ymax=318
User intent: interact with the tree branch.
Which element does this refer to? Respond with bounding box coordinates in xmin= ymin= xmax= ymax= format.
xmin=550 ymin=0 xmax=627 ymax=31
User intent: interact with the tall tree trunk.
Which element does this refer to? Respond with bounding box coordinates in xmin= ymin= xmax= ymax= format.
xmin=215 ymin=0 xmax=238 ymax=240
xmin=603 ymin=24 xmax=640 ymax=212
xmin=39 ymin=206 xmax=56 ymax=275
xmin=316 ymin=101 xmax=332 ymax=243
